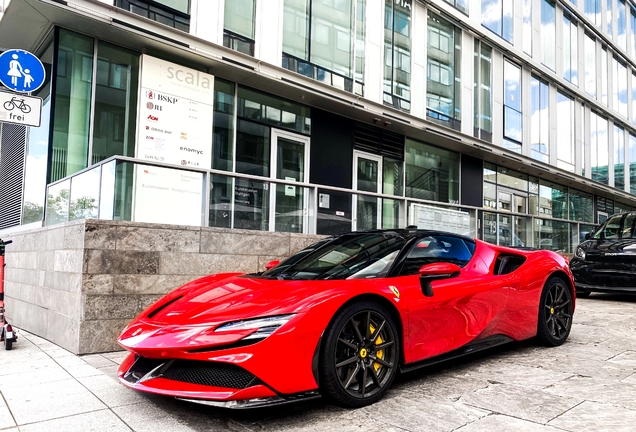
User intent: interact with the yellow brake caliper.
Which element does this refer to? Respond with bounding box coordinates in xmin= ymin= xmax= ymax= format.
xmin=369 ymin=324 xmax=383 ymax=372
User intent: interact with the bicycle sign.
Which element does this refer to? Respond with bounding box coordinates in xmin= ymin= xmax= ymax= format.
xmin=0 ymin=91 xmax=42 ymax=127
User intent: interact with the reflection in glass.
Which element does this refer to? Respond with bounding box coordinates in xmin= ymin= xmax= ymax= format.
xmin=474 ymin=41 xmax=492 ymax=141
xmin=405 ymin=138 xmax=459 ymax=203
xmin=213 ymin=79 xmax=235 ymax=171
xmin=522 ymin=0 xmax=532 ymax=54
xmin=591 ymin=112 xmax=609 ymax=184
xmin=584 ymin=0 xmax=602 ymax=27
xmin=384 ymin=0 xmax=412 ymax=110
xmin=607 ymin=0 xmax=613 ymax=39
xmin=70 ymin=167 xmax=101 ymax=220
xmin=630 ymin=134 xmax=636 ymax=195
xmin=535 ymin=218 xmax=571 ymax=252
xmin=45 ymin=180 xmax=70 ymax=225
xmin=541 ymin=0 xmax=555 ymax=71
xmin=584 ymin=34 xmax=596 ymax=97
xmin=235 ymin=120 xmax=270 ymax=177
xmin=563 ymin=14 xmax=578 ymax=86
xmin=483 ymin=212 xmax=497 ymax=244
xmin=210 ymin=175 xmax=232 ymax=228
xmin=617 ymin=0 xmax=626 ymax=50
xmin=237 ymin=86 xmax=311 ymax=135
xmin=556 ymin=92 xmax=574 ymax=172
xmin=234 ymin=179 xmax=269 ymax=231
xmin=99 ymin=160 xmax=116 ymax=220
xmin=612 ymin=58 xmax=628 ymax=118
xmin=498 ymin=167 xmax=528 ymax=191
xmin=539 ymin=181 xmax=568 ymax=220
xmin=530 ymin=77 xmax=549 ymax=162
xmin=383 ymin=157 xmax=403 ymax=196
xmin=382 ymin=198 xmax=400 ymax=229
xmin=483 ymin=182 xmax=496 ymax=209
xmin=275 ymin=138 xmax=305 ymax=233
xmin=569 ymin=188 xmax=593 ymax=222
xmin=481 ymin=0 xmax=513 ymax=43
xmin=503 ymin=60 xmax=521 ymax=149
xmin=317 ymin=189 xmax=352 ymax=235
xmin=614 ymin=125 xmax=625 ymax=190
xmin=357 ymin=195 xmax=378 ymax=230
xmin=601 ymin=48 xmax=608 ymax=105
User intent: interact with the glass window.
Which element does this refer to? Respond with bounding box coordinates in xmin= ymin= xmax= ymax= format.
xmin=481 ymin=0 xmax=513 ymax=43
xmin=51 ymin=29 xmax=94 ymax=183
xmin=443 ymin=0 xmax=468 ymax=14
xmin=114 ymin=0 xmax=190 ymax=31
xmin=235 ymin=119 xmax=270 ymax=177
xmin=541 ymin=0 xmax=556 ymax=71
xmin=556 ymin=92 xmax=575 ymax=172
xmin=631 ymin=8 xmax=636 ymax=58
xmin=405 ymin=138 xmax=459 ymax=204
xmin=569 ymin=189 xmax=593 ymax=222
xmin=213 ymin=79 xmax=235 ymax=172
xmin=498 ymin=167 xmax=528 ymax=192
xmin=601 ymin=47 xmax=608 ymax=105
xmin=523 ymin=0 xmax=532 ymax=54
xmin=91 ymin=42 xmax=139 ymax=164
xmin=474 ymin=40 xmax=492 ymax=142
xmin=503 ymin=60 xmax=522 ymax=152
xmin=426 ymin=12 xmax=461 ymax=129
xmin=632 ymin=73 xmax=636 ymax=125
xmin=530 ymin=76 xmax=549 ymax=163
xmin=384 ymin=0 xmax=412 ymax=111
xmin=617 ymin=0 xmax=627 ymax=49
xmin=283 ymin=0 xmax=365 ymax=94
xmin=630 ymin=134 xmax=636 ymax=195
xmin=237 ymin=86 xmax=311 ymax=135
xmin=607 ymin=0 xmax=613 ymax=39
xmin=22 ymin=37 xmax=54 ymax=224
xmin=584 ymin=34 xmax=596 ymax=97
xmin=615 ymin=125 xmax=625 ymax=190
xmin=563 ymin=13 xmax=578 ymax=86
xmin=612 ymin=57 xmax=628 ymax=118
xmin=224 ymin=0 xmax=255 ymax=55
xmin=591 ymin=112 xmax=609 ymax=184
xmin=584 ymin=0 xmax=602 ymax=27
xmin=539 ymin=181 xmax=568 ymax=220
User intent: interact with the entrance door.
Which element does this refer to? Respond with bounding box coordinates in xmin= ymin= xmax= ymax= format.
xmin=353 ymin=151 xmax=382 ymax=231
xmin=270 ymin=129 xmax=310 ymax=233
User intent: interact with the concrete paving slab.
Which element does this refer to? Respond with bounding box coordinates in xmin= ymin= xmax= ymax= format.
xmin=547 ymin=400 xmax=636 ymax=431
xmin=76 ymin=374 xmax=150 ymax=408
xmin=0 ymin=405 xmax=16 ymax=429
xmin=456 ymin=414 xmax=564 ymax=431
xmin=17 ymin=410 xmax=133 ymax=432
xmin=543 ymin=374 xmax=636 ymax=411
xmin=81 ymin=353 xmax=120 ymax=369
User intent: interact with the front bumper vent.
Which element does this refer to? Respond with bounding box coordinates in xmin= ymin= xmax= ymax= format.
xmin=123 ymin=356 xmax=262 ymax=389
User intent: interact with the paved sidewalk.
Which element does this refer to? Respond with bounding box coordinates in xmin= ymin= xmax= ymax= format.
xmin=1 ymin=295 xmax=636 ymax=431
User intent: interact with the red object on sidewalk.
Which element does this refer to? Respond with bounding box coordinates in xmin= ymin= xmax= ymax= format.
xmin=0 ymin=239 xmax=15 ymax=349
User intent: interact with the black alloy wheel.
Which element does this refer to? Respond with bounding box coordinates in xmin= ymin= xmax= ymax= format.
xmin=319 ymin=301 xmax=399 ymax=408
xmin=537 ymin=276 xmax=573 ymax=346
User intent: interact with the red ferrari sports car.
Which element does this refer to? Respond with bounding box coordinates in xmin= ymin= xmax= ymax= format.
xmin=117 ymin=229 xmax=575 ymax=408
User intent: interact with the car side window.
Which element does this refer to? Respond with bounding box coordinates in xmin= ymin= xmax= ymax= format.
xmin=623 ymin=214 xmax=636 ymax=238
xmin=593 ymin=214 xmax=623 ymax=240
xmin=396 ymin=235 xmax=475 ymax=276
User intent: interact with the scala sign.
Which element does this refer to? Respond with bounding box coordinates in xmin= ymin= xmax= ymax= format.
xmin=0 ymin=49 xmax=46 ymax=93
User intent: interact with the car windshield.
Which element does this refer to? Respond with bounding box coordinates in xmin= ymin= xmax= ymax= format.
xmin=259 ymin=233 xmax=406 ymax=280
xmin=593 ymin=214 xmax=625 ymax=240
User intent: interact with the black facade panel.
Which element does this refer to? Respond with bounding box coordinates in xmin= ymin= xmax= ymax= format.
xmin=0 ymin=123 xmax=26 ymax=230
xmin=310 ymin=108 xmax=354 ymax=189
xmin=460 ymin=154 xmax=483 ymax=207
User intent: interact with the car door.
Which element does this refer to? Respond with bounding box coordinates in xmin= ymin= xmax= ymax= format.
xmin=394 ymin=235 xmax=509 ymax=363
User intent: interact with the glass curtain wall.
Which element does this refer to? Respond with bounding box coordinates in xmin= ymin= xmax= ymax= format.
xmin=474 ymin=40 xmax=492 ymax=142
xmin=481 ymin=0 xmax=513 ymax=43
xmin=405 ymin=138 xmax=459 ymax=204
xmin=50 ymin=29 xmax=94 ymax=183
xmin=630 ymin=134 xmax=636 ymax=195
xmin=443 ymin=0 xmax=468 ymax=14
xmin=212 ymin=78 xmax=235 ymax=172
xmin=541 ymin=0 xmax=556 ymax=71
xmin=426 ymin=12 xmax=461 ymax=130
xmin=615 ymin=125 xmax=625 ymax=190
xmin=282 ymin=0 xmax=365 ymax=94
xmin=503 ymin=60 xmax=522 ymax=152
xmin=607 ymin=0 xmax=613 ymax=39
xmin=591 ymin=112 xmax=609 ymax=184
xmin=631 ymin=8 xmax=636 ymax=58
xmin=563 ymin=13 xmax=578 ymax=86
xmin=522 ymin=0 xmax=532 ymax=54
xmin=617 ymin=0 xmax=627 ymax=50
xmin=223 ymin=0 xmax=255 ymax=55
xmin=584 ymin=33 xmax=596 ymax=98
xmin=556 ymin=92 xmax=575 ymax=172
xmin=633 ymin=73 xmax=636 ymax=125
xmin=585 ymin=0 xmax=602 ymax=27
xmin=612 ymin=57 xmax=628 ymax=118
xmin=601 ymin=47 xmax=608 ymax=105
xmin=530 ymin=77 xmax=549 ymax=162
xmin=22 ymin=35 xmax=54 ymax=224
xmin=114 ymin=0 xmax=190 ymax=31
xmin=91 ymin=42 xmax=139 ymax=164
xmin=384 ymin=0 xmax=411 ymax=110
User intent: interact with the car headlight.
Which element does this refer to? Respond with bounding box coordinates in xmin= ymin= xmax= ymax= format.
xmin=214 ymin=314 xmax=296 ymax=340
xmin=574 ymin=246 xmax=586 ymax=260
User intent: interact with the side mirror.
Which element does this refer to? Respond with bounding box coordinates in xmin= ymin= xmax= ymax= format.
xmin=419 ymin=262 xmax=461 ymax=297
xmin=584 ymin=232 xmax=591 ymax=240
xmin=264 ymin=260 xmax=280 ymax=270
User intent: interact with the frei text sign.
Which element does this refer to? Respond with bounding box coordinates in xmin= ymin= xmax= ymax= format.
xmin=136 ymin=55 xmax=214 ymax=170
xmin=0 ymin=92 xmax=42 ymax=127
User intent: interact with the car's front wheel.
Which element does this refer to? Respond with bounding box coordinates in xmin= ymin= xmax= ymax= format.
xmin=537 ymin=276 xmax=573 ymax=346
xmin=319 ymin=301 xmax=399 ymax=408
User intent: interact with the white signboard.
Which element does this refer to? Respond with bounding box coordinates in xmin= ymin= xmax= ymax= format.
xmin=409 ymin=203 xmax=472 ymax=236
xmin=136 ymin=55 xmax=214 ymax=169
xmin=133 ymin=165 xmax=203 ymax=226
xmin=0 ymin=92 xmax=42 ymax=127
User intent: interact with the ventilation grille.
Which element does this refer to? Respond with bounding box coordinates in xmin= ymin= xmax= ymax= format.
xmin=354 ymin=122 xmax=404 ymax=161
xmin=162 ymin=360 xmax=262 ymax=389
xmin=0 ymin=123 xmax=26 ymax=230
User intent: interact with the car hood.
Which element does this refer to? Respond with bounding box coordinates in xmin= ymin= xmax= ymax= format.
xmin=579 ymin=239 xmax=636 ymax=257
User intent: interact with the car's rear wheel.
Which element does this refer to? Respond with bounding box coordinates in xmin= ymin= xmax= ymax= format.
xmin=537 ymin=276 xmax=573 ymax=346
xmin=319 ymin=301 xmax=399 ymax=408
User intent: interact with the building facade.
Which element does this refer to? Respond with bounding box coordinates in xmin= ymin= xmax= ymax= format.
xmin=1 ymin=0 xmax=635 ymax=254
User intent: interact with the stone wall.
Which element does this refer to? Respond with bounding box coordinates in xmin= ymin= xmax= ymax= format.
xmin=3 ymin=220 xmax=324 ymax=354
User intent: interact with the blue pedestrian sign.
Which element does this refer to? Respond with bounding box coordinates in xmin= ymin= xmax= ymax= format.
xmin=0 ymin=49 xmax=46 ymax=93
